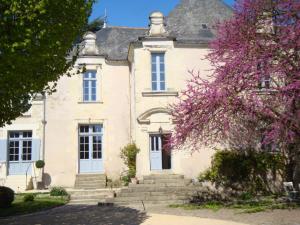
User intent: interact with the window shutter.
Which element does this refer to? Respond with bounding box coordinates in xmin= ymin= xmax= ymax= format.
xmin=32 ymin=139 xmax=41 ymax=161
xmin=0 ymin=139 xmax=7 ymax=162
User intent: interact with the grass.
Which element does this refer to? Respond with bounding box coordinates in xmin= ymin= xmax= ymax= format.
xmin=170 ymin=197 xmax=300 ymax=214
xmin=170 ymin=202 xmax=223 ymax=212
xmin=0 ymin=193 xmax=69 ymax=218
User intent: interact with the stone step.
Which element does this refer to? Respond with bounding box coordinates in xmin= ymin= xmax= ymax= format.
xmin=128 ymin=183 xmax=188 ymax=188
xmin=122 ymin=186 xmax=201 ymax=193
xmin=75 ymin=178 xmax=107 ymax=182
xmin=113 ymin=194 xmax=188 ymax=202
xmin=69 ymin=199 xmax=106 ymax=205
xmin=143 ymin=174 xmax=184 ymax=180
xmin=118 ymin=190 xmax=196 ymax=198
xmin=141 ymin=179 xmax=192 ymax=185
xmin=75 ymin=180 xmax=106 ymax=185
xmin=110 ymin=199 xmax=188 ymax=206
xmin=71 ymin=194 xmax=109 ymax=200
xmin=75 ymin=177 xmax=106 ymax=181
xmin=74 ymin=184 xmax=106 ymax=189
xmin=67 ymin=189 xmax=113 ymax=195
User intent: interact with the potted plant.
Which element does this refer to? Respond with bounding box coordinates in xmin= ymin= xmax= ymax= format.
xmin=35 ymin=160 xmax=45 ymax=183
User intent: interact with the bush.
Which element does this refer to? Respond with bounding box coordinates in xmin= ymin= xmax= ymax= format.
xmin=0 ymin=186 xmax=14 ymax=208
xmin=121 ymin=175 xmax=131 ymax=186
xmin=50 ymin=187 xmax=68 ymax=196
xmin=198 ymin=149 xmax=285 ymax=194
xmin=35 ymin=160 xmax=45 ymax=169
xmin=23 ymin=194 xmax=35 ymax=202
xmin=120 ymin=143 xmax=140 ymax=181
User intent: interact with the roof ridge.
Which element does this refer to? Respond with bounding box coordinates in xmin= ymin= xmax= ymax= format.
xmin=106 ymin=26 xmax=148 ymax=30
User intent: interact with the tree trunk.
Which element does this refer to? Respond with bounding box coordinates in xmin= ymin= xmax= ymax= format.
xmin=293 ymin=153 xmax=300 ymax=191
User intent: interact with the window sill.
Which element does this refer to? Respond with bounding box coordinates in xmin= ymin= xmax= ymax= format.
xmin=142 ymin=91 xmax=179 ymax=97
xmin=78 ymin=101 xmax=104 ymax=104
xmin=253 ymin=89 xmax=277 ymax=95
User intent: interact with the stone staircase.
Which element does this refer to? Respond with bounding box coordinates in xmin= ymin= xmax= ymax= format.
xmin=74 ymin=174 xmax=106 ymax=189
xmin=107 ymin=174 xmax=200 ymax=205
xmin=68 ymin=189 xmax=115 ymax=205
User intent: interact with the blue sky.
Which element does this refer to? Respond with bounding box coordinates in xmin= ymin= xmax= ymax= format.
xmin=90 ymin=0 xmax=235 ymax=27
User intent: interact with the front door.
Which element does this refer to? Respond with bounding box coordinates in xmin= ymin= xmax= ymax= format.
xmin=79 ymin=125 xmax=103 ymax=174
xmin=150 ymin=134 xmax=171 ymax=171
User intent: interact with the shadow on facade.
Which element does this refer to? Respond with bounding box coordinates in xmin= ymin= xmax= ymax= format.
xmin=0 ymin=205 xmax=148 ymax=225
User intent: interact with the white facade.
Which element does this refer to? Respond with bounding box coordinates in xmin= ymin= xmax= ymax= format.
xmin=0 ymin=1 xmax=233 ymax=190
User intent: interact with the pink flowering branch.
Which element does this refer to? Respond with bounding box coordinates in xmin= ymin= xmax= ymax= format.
xmin=170 ymin=0 xmax=300 ymax=154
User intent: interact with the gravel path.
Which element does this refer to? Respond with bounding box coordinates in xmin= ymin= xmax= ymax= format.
xmin=0 ymin=204 xmax=299 ymax=225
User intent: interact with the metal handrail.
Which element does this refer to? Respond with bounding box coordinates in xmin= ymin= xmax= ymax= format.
xmin=0 ymin=161 xmax=7 ymax=186
xmin=25 ymin=161 xmax=35 ymax=190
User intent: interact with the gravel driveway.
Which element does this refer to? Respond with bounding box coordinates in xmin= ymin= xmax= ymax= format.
xmin=0 ymin=204 xmax=299 ymax=225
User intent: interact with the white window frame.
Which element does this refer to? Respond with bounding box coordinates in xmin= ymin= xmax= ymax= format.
xmin=257 ymin=62 xmax=271 ymax=90
xmin=151 ymin=53 xmax=166 ymax=91
xmin=83 ymin=70 xmax=97 ymax=102
xmin=8 ymin=131 xmax=33 ymax=162
xmin=78 ymin=125 xmax=103 ymax=160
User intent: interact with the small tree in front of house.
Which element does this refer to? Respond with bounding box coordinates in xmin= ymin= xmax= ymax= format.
xmin=171 ymin=0 xmax=300 ymax=185
xmin=120 ymin=143 xmax=140 ymax=185
xmin=0 ymin=0 xmax=95 ymax=127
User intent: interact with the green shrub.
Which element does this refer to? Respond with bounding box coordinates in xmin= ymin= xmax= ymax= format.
xmin=198 ymin=149 xmax=285 ymax=194
xmin=23 ymin=194 xmax=35 ymax=202
xmin=35 ymin=160 xmax=45 ymax=169
xmin=120 ymin=143 xmax=140 ymax=181
xmin=0 ymin=186 xmax=14 ymax=208
xmin=121 ymin=175 xmax=131 ymax=186
xmin=50 ymin=187 xmax=68 ymax=196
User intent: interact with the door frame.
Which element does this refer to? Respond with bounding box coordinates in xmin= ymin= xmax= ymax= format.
xmin=77 ymin=124 xmax=104 ymax=174
xmin=149 ymin=133 xmax=172 ymax=172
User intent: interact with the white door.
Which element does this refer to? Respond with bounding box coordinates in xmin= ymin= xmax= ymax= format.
xmin=79 ymin=125 xmax=103 ymax=174
xmin=150 ymin=135 xmax=162 ymax=170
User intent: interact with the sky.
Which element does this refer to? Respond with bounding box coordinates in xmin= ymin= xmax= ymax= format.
xmin=90 ymin=0 xmax=235 ymax=28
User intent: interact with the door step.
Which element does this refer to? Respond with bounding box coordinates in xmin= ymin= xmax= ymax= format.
xmin=74 ymin=174 xmax=106 ymax=189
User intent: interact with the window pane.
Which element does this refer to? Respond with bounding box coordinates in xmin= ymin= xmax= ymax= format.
xmin=152 ymin=82 xmax=157 ymax=91
xmin=84 ymin=73 xmax=89 ymax=79
xmin=9 ymin=132 xmax=19 ymax=138
xmin=90 ymin=71 xmax=96 ymax=79
xmin=23 ymin=132 xmax=32 ymax=138
xmin=160 ymin=82 xmax=165 ymax=91
xmin=92 ymin=125 xmax=102 ymax=133
xmin=151 ymin=136 xmax=154 ymax=151
xmin=80 ymin=126 xmax=89 ymax=133
xmin=92 ymin=135 xmax=102 ymax=159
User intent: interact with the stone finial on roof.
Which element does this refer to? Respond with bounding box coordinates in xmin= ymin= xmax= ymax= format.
xmin=80 ymin=32 xmax=100 ymax=56
xmin=148 ymin=11 xmax=167 ymax=37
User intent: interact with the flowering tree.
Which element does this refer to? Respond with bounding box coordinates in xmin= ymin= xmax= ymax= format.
xmin=171 ymin=0 xmax=300 ymax=180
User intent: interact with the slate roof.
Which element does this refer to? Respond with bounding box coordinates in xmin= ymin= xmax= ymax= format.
xmin=94 ymin=0 xmax=233 ymax=60
xmin=95 ymin=27 xmax=147 ymax=61
xmin=166 ymin=0 xmax=233 ymax=41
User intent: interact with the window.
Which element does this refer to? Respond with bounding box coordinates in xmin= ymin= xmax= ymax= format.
xmin=79 ymin=125 xmax=102 ymax=160
xmin=151 ymin=53 xmax=166 ymax=91
xmin=257 ymin=62 xmax=271 ymax=89
xmin=201 ymin=23 xmax=208 ymax=29
xmin=150 ymin=135 xmax=161 ymax=152
xmin=8 ymin=131 xmax=32 ymax=162
xmin=83 ymin=71 xmax=97 ymax=102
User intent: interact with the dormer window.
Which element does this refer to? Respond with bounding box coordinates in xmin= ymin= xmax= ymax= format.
xmin=201 ymin=23 xmax=208 ymax=29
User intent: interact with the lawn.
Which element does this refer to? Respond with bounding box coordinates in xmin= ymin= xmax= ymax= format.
xmin=170 ymin=196 xmax=300 ymax=213
xmin=0 ymin=193 xmax=69 ymax=217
